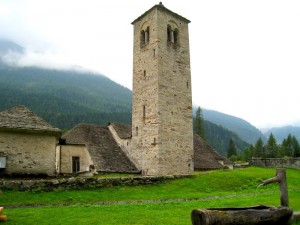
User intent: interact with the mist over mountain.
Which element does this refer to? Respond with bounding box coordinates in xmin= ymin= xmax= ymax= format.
xmin=0 ymin=39 xmax=24 ymax=54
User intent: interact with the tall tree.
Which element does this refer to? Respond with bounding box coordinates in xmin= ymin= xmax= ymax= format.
xmin=292 ymin=136 xmax=300 ymax=157
xmin=254 ymin=138 xmax=264 ymax=157
xmin=194 ymin=106 xmax=205 ymax=138
xmin=227 ymin=138 xmax=237 ymax=158
xmin=266 ymin=133 xmax=278 ymax=157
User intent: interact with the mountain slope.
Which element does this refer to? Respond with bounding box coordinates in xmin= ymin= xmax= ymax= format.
xmin=204 ymin=120 xmax=250 ymax=156
xmin=201 ymin=109 xmax=266 ymax=144
xmin=0 ymin=69 xmax=133 ymax=128
xmin=264 ymin=126 xmax=300 ymax=143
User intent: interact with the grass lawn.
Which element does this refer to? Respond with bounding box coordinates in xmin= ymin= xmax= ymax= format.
xmin=1 ymin=167 xmax=300 ymax=224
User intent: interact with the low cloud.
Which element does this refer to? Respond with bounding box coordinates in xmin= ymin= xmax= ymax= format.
xmin=1 ymin=49 xmax=89 ymax=72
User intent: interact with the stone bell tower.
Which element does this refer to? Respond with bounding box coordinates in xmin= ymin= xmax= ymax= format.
xmin=130 ymin=2 xmax=193 ymax=175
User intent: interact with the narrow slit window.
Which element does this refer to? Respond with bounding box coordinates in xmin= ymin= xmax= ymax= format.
xmin=136 ymin=126 xmax=138 ymax=136
xmin=144 ymin=70 xmax=146 ymax=79
xmin=146 ymin=27 xmax=150 ymax=44
xmin=140 ymin=30 xmax=145 ymax=47
xmin=143 ymin=105 xmax=146 ymax=121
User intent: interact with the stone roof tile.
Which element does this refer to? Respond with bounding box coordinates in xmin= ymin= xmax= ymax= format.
xmin=0 ymin=105 xmax=61 ymax=134
xmin=194 ymin=135 xmax=231 ymax=170
xmin=62 ymin=123 xmax=138 ymax=173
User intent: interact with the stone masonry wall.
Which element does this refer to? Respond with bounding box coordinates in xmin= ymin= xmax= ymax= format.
xmin=131 ymin=5 xmax=193 ymax=176
xmin=250 ymin=158 xmax=300 ymax=169
xmin=57 ymin=145 xmax=93 ymax=174
xmin=0 ymin=131 xmax=57 ymax=175
xmin=0 ymin=174 xmax=194 ymax=192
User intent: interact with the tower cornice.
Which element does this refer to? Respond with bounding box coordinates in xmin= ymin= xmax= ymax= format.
xmin=131 ymin=2 xmax=190 ymax=25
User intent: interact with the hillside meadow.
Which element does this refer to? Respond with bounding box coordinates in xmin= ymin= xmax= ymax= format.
xmin=1 ymin=167 xmax=299 ymax=224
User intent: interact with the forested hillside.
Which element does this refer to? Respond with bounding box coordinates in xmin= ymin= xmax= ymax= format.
xmin=203 ymin=120 xmax=249 ymax=156
xmin=202 ymin=108 xmax=266 ymax=144
xmin=0 ymin=66 xmax=132 ymax=128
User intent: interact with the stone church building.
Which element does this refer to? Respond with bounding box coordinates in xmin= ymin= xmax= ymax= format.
xmin=0 ymin=3 xmax=230 ymax=176
xmin=60 ymin=3 xmax=229 ymax=176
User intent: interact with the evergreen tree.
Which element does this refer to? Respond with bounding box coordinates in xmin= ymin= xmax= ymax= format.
xmin=227 ymin=138 xmax=237 ymax=158
xmin=281 ymin=134 xmax=293 ymax=157
xmin=292 ymin=136 xmax=300 ymax=157
xmin=254 ymin=138 xmax=264 ymax=157
xmin=266 ymin=133 xmax=278 ymax=157
xmin=194 ymin=106 xmax=205 ymax=138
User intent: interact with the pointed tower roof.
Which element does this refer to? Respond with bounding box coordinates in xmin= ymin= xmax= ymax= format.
xmin=131 ymin=2 xmax=190 ymax=25
xmin=0 ymin=105 xmax=61 ymax=135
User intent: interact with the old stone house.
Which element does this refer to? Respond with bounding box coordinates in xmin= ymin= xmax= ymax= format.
xmin=61 ymin=122 xmax=229 ymax=174
xmin=0 ymin=105 xmax=61 ymax=176
xmin=58 ymin=123 xmax=138 ymax=174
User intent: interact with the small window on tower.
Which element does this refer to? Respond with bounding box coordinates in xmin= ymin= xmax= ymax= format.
xmin=136 ymin=127 xmax=138 ymax=136
xmin=174 ymin=28 xmax=179 ymax=45
xmin=140 ymin=27 xmax=150 ymax=48
xmin=140 ymin=30 xmax=145 ymax=48
xmin=144 ymin=70 xmax=146 ymax=79
xmin=167 ymin=25 xmax=172 ymax=43
xmin=146 ymin=26 xmax=150 ymax=44
xmin=143 ymin=105 xmax=146 ymax=121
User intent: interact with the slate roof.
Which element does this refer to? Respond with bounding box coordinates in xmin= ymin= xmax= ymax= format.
xmin=194 ymin=135 xmax=231 ymax=170
xmin=108 ymin=123 xmax=230 ymax=171
xmin=62 ymin=123 xmax=139 ymax=173
xmin=109 ymin=122 xmax=132 ymax=139
xmin=0 ymin=105 xmax=61 ymax=135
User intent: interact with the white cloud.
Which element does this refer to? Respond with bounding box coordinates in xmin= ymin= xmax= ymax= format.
xmin=1 ymin=0 xmax=300 ymax=128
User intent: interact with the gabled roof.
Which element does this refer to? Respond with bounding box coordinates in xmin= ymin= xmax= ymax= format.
xmin=62 ymin=123 xmax=138 ymax=173
xmin=109 ymin=122 xmax=132 ymax=139
xmin=131 ymin=2 xmax=190 ymax=25
xmin=0 ymin=105 xmax=61 ymax=135
xmin=194 ymin=135 xmax=231 ymax=170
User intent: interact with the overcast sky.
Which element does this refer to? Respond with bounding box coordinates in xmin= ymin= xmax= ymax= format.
xmin=0 ymin=0 xmax=299 ymax=129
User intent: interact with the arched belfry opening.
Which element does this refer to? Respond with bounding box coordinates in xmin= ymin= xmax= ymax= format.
xmin=167 ymin=23 xmax=179 ymax=48
xmin=140 ymin=26 xmax=150 ymax=48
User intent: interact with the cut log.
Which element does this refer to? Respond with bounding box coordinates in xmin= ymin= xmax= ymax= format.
xmin=0 ymin=215 xmax=7 ymax=222
xmin=191 ymin=205 xmax=293 ymax=225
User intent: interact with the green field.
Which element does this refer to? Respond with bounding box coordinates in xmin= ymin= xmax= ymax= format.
xmin=1 ymin=167 xmax=299 ymax=224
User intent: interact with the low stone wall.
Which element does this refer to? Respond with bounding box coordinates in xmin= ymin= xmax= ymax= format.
xmin=0 ymin=174 xmax=195 ymax=192
xmin=250 ymin=158 xmax=300 ymax=169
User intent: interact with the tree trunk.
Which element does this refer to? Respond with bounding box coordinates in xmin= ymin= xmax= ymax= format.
xmin=191 ymin=205 xmax=293 ymax=225
xmin=259 ymin=168 xmax=289 ymax=207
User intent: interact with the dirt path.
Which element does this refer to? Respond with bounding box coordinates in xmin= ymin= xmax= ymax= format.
xmin=4 ymin=190 xmax=280 ymax=209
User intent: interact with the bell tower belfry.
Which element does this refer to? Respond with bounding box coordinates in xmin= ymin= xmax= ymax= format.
xmin=130 ymin=2 xmax=194 ymax=175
